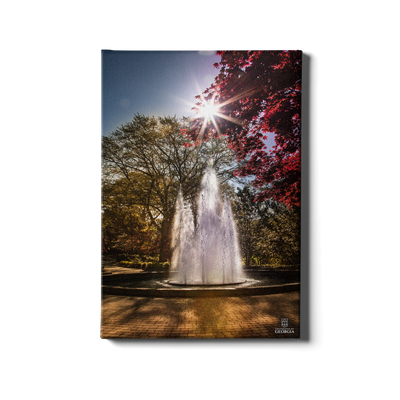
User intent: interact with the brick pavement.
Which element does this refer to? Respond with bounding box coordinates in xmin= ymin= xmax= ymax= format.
xmin=101 ymin=292 xmax=300 ymax=339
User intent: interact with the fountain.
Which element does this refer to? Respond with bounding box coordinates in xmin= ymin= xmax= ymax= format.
xmin=169 ymin=166 xmax=245 ymax=285
xmin=102 ymin=165 xmax=300 ymax=297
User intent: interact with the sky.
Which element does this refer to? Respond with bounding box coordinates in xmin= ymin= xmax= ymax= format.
xmin=102 ymin=51 xmax=221 ymax=136
xmin=101 ymin=50 xmax=276 ymax=155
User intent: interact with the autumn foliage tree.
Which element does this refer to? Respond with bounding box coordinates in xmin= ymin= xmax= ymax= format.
xmin=187 ymin=50 xmax=302 ymax=207
xmin=233 ymin=185 xmax=300 ymax=266
xmin=102 ymin=114 xmax=238 ymax=261
xmin=102 ymin=173 xmax=160 ymax=256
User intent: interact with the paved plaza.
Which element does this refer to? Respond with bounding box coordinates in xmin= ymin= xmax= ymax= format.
xmin=101 ymin=292 xmax=300 ymax=339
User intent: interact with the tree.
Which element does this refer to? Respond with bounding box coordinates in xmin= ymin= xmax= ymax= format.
xmin=232 ymin=186 xmax=261 ymax=266
xmin=187 ymin=51 xmax=302 ymax=207
xmin=102 ymin=114 xmax=237 ymax=261
xmin=102 ymin=173 xmax=160 ymax=256
xmin=257 ymin=202 xmax=301 ymax=266
xmin=233 ymin=185 xmax=300 ymax=266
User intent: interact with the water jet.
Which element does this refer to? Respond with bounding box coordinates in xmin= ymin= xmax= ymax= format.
xmin=169 ymin=166 xmax=244 ymax=285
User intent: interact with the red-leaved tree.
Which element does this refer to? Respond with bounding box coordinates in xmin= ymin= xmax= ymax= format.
xmin=186 ymin=50 xmax=302 ymax=207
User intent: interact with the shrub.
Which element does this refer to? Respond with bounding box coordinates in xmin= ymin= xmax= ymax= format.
xmin=146 ymin=262 xmax=165 ymax=271
xmin=116 ymin=254 xmax=130 ymax=262
xmin=119 ymin=261 xmax=132 ymax=267
xmin=155 ymin=263 xmax=164 ymax=271
xmin=129 ymin=256 xmax=142 ymax=264
xmin=120 ymin=261 xmax=144 ymax=268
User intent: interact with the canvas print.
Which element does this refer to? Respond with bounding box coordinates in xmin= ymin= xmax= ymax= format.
xmin=101 ymin=50 xmax=302 ymax=338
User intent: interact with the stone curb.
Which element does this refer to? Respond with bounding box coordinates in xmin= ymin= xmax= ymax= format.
xmin=101 ymin=283 xmax=300 ymax=298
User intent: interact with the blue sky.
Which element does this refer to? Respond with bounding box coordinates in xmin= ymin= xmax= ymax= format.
xmin=102 ymin=51 xmax=221 ymax=136
xmin=101 ymin=50 xmax=275 ymax=154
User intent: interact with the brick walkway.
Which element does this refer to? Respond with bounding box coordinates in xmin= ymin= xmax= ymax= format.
xmin=101 ymin=292 xmax=300 ymax=339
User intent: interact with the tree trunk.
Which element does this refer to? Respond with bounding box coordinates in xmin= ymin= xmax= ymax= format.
xmin=159 ymin=214 xmax=172 ymax=262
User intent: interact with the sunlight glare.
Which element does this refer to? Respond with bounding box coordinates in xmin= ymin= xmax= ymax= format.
xmin=188 ymin=89 xmax=245 ymax=141
xmin=199 ymin=102 xmax=220 ymax=120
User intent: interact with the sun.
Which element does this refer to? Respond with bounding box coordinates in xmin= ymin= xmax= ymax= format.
xmin=198 ymin=101 xmax=220 ymax=120
xmin=187 ymin=90 xmax=244 ymax=142
xmin=193 ymin=96 xmax=223 ymax=139
xmin=193 ymin=91 xmax=220 ymax=121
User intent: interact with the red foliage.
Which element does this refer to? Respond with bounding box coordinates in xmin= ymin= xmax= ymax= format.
xmin=186 ymin=51 xmax=302 ymax=207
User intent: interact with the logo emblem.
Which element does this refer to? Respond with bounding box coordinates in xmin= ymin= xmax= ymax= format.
xmin=275 ymin=318 xmax=294 ymax=334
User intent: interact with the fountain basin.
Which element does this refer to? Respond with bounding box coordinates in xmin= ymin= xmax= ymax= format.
xmin=167 ymin=278 xmax=247 ymax=286
xmin=101 ymin=270 xmax=300 ymax=298
xmin=102 ymin=283 xmax=300 ymax=298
